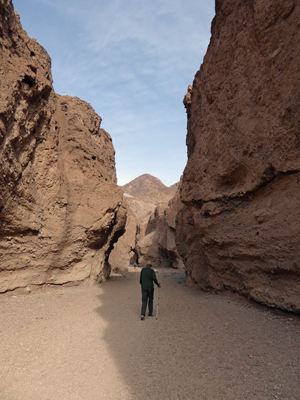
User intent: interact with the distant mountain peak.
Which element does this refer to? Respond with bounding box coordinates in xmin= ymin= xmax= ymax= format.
xmin=122 ymin=174 xmax=178 ymax=205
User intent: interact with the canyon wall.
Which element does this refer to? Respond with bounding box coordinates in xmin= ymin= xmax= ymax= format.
xmin=108 ymin=201 xmax=137 ymax=272
xmin=119 ymin=174 xmax=184 ymax=269
xmin=137 ymin=187 xmax=184 ymax=269
xmin=0 ymin=0 xmax=127 ymax=293
xmin=178 ymin=0 xmax=300 ymax=312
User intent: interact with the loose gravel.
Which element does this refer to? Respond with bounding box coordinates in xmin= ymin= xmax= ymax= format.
xmin=0 ymin=267 xmax=299 ymax=400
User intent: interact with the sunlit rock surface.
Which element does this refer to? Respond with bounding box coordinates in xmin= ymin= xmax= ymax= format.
xmin=178 ymin=0 xmax=300 ymax=313
xmin=0 ymin=0 xmax=127 ymax=293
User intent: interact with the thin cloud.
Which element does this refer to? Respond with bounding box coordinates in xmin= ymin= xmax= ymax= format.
xmin=13 ymin=0 xmax=215 ymax=186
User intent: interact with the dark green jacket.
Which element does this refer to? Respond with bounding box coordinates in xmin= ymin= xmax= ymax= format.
xmin=140 ymin=266 xmax=159 ymax=290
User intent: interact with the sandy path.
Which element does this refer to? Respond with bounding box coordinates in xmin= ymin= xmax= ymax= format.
xmin=0 ymin=267 xmax=299 ymax=400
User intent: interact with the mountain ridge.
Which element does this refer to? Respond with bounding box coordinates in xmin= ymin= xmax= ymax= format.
xmin=122 ymin=173 xmax=178 ymax=204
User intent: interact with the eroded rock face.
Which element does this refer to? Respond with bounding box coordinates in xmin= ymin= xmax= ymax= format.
xmin=178 ymin=0 xmax=300 ymax=312
xmin=0 ymin=0 xmax=127 ymax=293
xmin=137 ymin=187 xmax=185 ymax=270
xmin=108 ymin=201 xmax=136 ymax=272
xmin=120 ymin=174 xmax=184 ymax=269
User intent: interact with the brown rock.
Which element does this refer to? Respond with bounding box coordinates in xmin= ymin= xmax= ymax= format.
xmin=123 ymin=193 xmax=156 ymax=240
xmin=137 ymin=185 xmax=185 ymax=269
xmin=121 ymin=174 xmax=175 ymax=267
xmin=109 ymin=202 xmax=136 ymax=272
xmin=114 ymin=183 xmax=158 ymax=268
xmin=178 ymin=0 xmax=300 ymax=312
xmin=122 ymin=174 xmax=177 ymax=204
xmin=120 ymin=174 xmax=183 ymax=269
xmin=183 ymin=85 xmax=193 ymax=119
xmin=0 ymin=0 xmax=127 ymax=293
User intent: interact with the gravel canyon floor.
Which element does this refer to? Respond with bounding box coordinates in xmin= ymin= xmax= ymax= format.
xmin=0 ymin=267 xmax=299 ymax=400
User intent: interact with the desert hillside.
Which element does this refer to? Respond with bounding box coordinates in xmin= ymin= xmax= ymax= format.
xmin=122 ymin=174 xmax=177 ymax=204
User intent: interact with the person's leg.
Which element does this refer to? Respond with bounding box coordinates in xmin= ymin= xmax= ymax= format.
xmin=148 ymin=288 xmax=154 ymax=316
xmin=141 ymin=289 xmax=149 ymax=317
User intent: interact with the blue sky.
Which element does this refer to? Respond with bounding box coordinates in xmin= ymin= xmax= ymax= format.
xmin=13 ymin=0 xmax=215 ymax=186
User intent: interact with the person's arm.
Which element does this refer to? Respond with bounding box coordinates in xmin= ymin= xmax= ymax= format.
xmin=140 ymin=270 xmax=142 ymax=285
xmin=152 ymin=270 xmax=161 ymax=287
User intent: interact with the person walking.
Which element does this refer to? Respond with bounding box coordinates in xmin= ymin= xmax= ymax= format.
xmin=140 ymin=262 xmax=161 ymax=320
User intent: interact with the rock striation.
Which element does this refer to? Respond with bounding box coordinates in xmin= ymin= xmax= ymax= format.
xmin=0 ymin=0 xmax=127 ymax=293
xmin=178 ymin=0 xmax=300 ymax=313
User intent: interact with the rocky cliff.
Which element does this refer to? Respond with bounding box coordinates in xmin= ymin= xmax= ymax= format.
xmin=112 ymin=174 xmax=183 ymax=269
xmin=137 ymin=186 xmax=185 ymax=269
xmin=108 ymin=200 xmax=136 ymax=272
xmin=178 ymin=0 xmax=300 ymax=312
xmin=0 ymin=0 xmax=127 ymax=293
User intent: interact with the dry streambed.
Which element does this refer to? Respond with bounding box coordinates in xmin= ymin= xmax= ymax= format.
xmin=0 ymin=268 xmax=299 ymax=400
